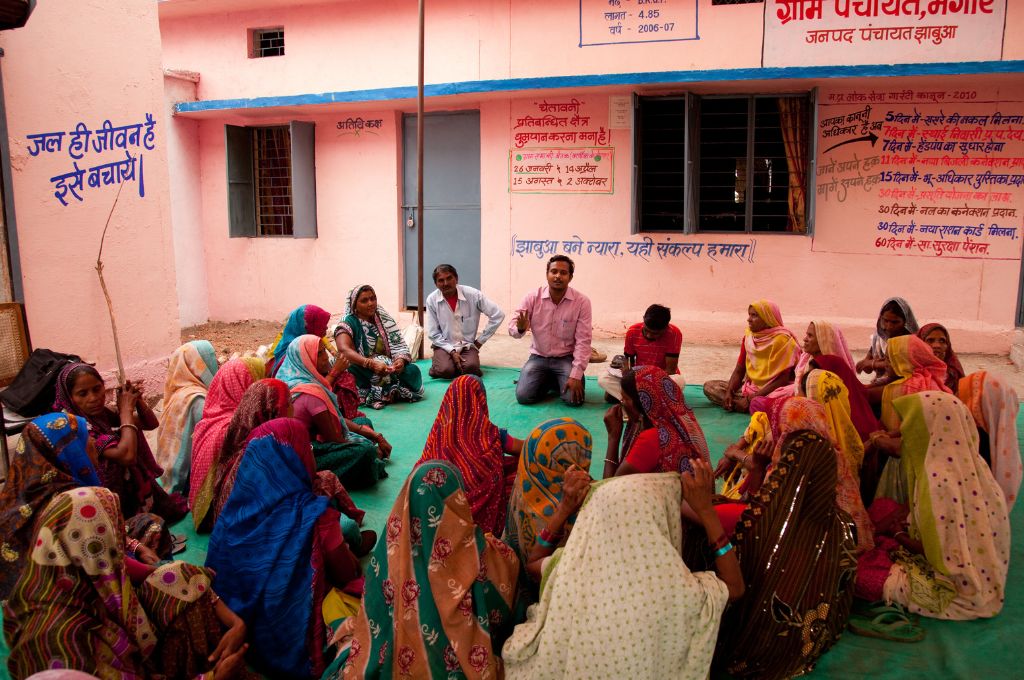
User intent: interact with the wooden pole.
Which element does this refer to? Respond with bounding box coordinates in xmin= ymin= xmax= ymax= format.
xmin=416 ymin=0 xmax=425 ymax=354
xmin=96 ymin=179 xmax=128 ymax=387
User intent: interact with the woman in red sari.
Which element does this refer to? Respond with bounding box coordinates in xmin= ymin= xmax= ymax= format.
xmin=416 ymin=375 xmax=523 ymax=535
xmin=604 ymin=365 xmax=710 ymax=478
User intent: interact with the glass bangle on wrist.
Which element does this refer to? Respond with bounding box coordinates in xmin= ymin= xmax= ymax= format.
xmin=714 ymin=542 xmax=734 ymax=558
xmin=708 ymin=533 xmax=730 ymax=551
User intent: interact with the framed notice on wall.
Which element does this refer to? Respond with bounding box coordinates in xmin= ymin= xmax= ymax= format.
xmin=763 ymin=0 xmax=1007 ymax=67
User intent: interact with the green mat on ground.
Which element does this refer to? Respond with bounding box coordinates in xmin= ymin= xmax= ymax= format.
xmin=1 ymin=363 xmax=1021 ymax=678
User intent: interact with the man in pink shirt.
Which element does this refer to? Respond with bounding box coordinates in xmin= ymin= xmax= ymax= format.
xmin=509 ymin=255 xmax=593 ymax=406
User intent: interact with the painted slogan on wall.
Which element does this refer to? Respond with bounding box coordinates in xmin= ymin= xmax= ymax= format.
xmin=511 ymin=234 xmax=757 ymax=263
xmin=26 ymin=114 xmax=155 ymax=206
xmin=580 ymin=0 xmax=699 ymax=47
xmin=509 ymin=97 xmax=614 ymax=194
xmin=763 ymin=0 xmax=1006 ymax=67
xmin=813 ymin=85 xmax=1023 ymax=260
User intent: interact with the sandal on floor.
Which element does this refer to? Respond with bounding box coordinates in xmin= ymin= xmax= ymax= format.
xmin=170 ymin=534 xmax=188 ymax=555
xmin=853 ymin=600 xmax=920 ymax=623
xmin=848 ymin=607 xmax=925 ymax=643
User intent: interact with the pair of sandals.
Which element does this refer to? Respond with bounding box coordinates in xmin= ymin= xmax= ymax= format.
xmin=848 ymin=601 xmax=926 ymax=643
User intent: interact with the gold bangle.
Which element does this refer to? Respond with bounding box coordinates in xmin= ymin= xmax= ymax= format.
xmin=120 ymin=423 xmax=139 ymax=434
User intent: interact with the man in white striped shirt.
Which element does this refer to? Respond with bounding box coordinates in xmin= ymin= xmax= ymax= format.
xmin=425 ymin=264 xmax=506 ymax=379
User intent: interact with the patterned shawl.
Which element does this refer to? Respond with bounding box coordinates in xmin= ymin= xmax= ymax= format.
xmin=53 ymin=363 xmax=164 ymax=489
xmin=716 ymin=431 xmax=857 ymax=679
xmin=207 ymin=418 xmax=333 ymax=678
xmin=881 ymin=335 xmax=952 ymax=429
xmin=759 ymin=395 xmax=873 ymax=553
xmin=504 ymin=473 xmax=729 ymax=680
xmin=742 ymin=299 xmax=800 ymax=394
xmin=811 ymin=354 xmax=881 ymax=441
xmin=418 ymin=375 xmax=510 ymax=535
xmin=0 ymin=413 xmax=94 ymax=599
xmin=156 ymin=340 xmax=218 ymax=493
xmin=4 ymin=487 xmax=220 ymax=679
xmin=884 ymin=392 xmax=1010 ymax=620
xmin=189 ymin=359 xmax=263 ymax=515
xmin=917 ymin=322 xmax=966 ymax=392
xmin=276 ymin=334 xmax=347 ymax=433
xmin=192 ymin=378 xmax=291 ymax=531
xmin=624 ymin=366 xmax=710 ymax=473
xmin=266 ymin=304 xmax=332 ymax=377
xmin=504 ymin=418 xmax=593 ymax=564
xmin=804 ymin=372 xmax=875 ymax=553
xmin=325 ymin=461 xmax=519 ymax=680
xmin=336 ymin=285 xmax=411 ymax=361
xmin=959 ymin=371 xmax=1022 ymax=510
xmin=868 ymin=296 xmax=919 ymax=359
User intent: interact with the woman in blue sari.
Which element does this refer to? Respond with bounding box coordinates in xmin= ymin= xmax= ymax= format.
xmin=206 ymin=418 xmax=364 ymax=679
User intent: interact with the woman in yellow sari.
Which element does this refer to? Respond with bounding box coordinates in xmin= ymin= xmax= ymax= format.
xmin=703 ymin=300 xmax=800 ymax=413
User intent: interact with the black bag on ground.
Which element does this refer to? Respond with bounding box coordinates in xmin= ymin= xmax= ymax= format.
xmin=0 ymin=349 xmax=85 ymax=416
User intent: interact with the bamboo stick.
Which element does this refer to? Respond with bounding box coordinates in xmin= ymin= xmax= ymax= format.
xmin=95 ymin=178 xmax=128 ymax=387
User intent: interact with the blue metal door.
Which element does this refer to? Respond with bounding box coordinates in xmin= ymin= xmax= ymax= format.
xmin=402 ymin=111 xmax=480 ymax=308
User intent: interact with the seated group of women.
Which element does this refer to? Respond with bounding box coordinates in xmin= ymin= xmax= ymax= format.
xmin=1 ymin=286 xmax=422 ymax=679
xmin=2 ymin=292 xmax=1018 ymax=680
xmin=703 ymin=297 xmax=1017 ymax=628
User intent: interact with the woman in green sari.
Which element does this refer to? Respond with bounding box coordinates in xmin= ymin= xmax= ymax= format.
xmin=334 ymin=285 xmax=423 ymax=410
xmin=323 ymin=461 xmax=519 ymax=679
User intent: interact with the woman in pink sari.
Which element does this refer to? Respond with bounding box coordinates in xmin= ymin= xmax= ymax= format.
xmin=189 ymin=359 xmax=264 ymax=530
xmin=703 ymin=300 xmax=800 ymax=413
xmin=775 ymin=319 xmax=856 ymax=399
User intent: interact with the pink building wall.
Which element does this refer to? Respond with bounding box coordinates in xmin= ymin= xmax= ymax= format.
xmin=1 ymin=1 xmax=180 ymax=392
xmin=159 ymin=0 xmax=1023 ymax=354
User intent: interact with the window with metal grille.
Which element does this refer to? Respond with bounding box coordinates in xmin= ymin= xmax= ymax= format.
xmin=250 ymin=27 xmax=285 ymax=58
xmin=634 ymin=92 xmax=814 ymax=234
xmin=253 ymin=127 xmax=293 ymax=235
xmin=225 ymin=122 xmax=318 ymax=239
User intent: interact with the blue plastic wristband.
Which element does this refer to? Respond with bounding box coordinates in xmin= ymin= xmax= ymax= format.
xmin=714 ymin=542 xmax=734 ymax=559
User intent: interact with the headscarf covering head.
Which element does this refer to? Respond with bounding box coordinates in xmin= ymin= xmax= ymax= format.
xmin=189 ymin=359 xmax=262 ymax=510
xmin=503 ymin=473 xmax=729 ymax=680
xmin=207 ymin=417 xmax=330 ymax=677
xmin=868 ymin=297 xmax=919 ymax=359
xmin=327 ymin=460 xmax=519 ymax=679
xmin=156 ymin=340 xmax=218 ymax=487
xmin=719 ymin=430 xmax=857 ymax=678
xmin=266 ymin=305 xmax=331 ymax=377
xmin=53 ymin=363 xmax=104 ymax=415
xmin=629 ymin=366 xmax=710 ymax=473
xmin=418 ymin=375 xmax=506 ymax=534
xmin=742 ymin=300 xmax=800 ymax=391
xmin=505 ymin=418 xmax=593 ymax=562
xmin=0 ymin=413 xmax=94 ymax=599
xmin=916 ymin=322 xmax=965 ymax=391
